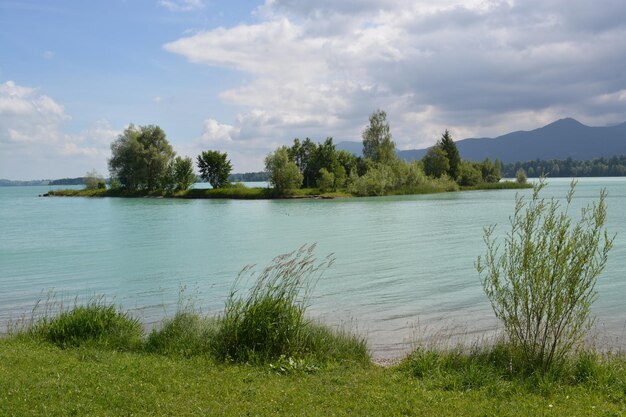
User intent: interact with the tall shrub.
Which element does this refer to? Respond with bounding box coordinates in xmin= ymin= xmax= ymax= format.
xmin=477 ymin=180 xmax=613 ymax=372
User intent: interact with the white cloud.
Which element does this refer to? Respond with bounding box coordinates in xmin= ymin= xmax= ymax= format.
xmin=0 ymin=81 xmax=121 ymax=179
xmin=158 ymin=0 xmax=204 ymax=12
xmin=164 ymin=0 xmax=626 ymax=170
xmin=42 ymin=50 xmax=54 ymax=60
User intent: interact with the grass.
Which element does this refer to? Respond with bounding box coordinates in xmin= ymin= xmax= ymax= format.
xmin=1 ymin=337 xmax=625 ymax=416
xmin=46 ymin=186 xmax=350 ymax=199
xmin=45 ymin=180 xmax=529 ymax=199
xmin=26 ymin=298 xmax=144 ymax=350
xmin=461 ymin=180 xmax=533 ymax=191
xmin=213 ymin=244 xmax=368 ymax=364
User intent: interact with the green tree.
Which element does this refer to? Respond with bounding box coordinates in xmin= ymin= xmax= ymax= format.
xmin=362 ymin=110 xmax=396 ymax=164
xmin=317 ymin=168 xmax=335 ymax=192
xmin=289 ymin=138 xmax=317 ymax=188
xmin=84 ymin=169 xmax=106 ymax=190
xmin=422 ymin=147 xmax=450 ymax=178
xmin=196 ymin=150 xmax=232 ymax=189
xmin=108 ymin=125 xmax=175 ymax=191
xmin=457 ymin=161 xmax=483 ymax=186
xmin=172 ymin=156 xmax=196 ymax=191
xmin=265 ymin=147 xmax=303 ymax=192
xmin=477 ymin=180 xmax=613 ymax=372
xmin=480 ymin=158 xmax=501 ymax=183
xmin=437 ymin=130 xmax=461 ymax=180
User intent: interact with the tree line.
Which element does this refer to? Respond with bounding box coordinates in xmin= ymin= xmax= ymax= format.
xmin=502 ymin=156 xmax=626 ymax=178
xmin=98 ymin=112 xmax=518 ymax=195
xmin=263 ymin=110 xmax=508 ymax=195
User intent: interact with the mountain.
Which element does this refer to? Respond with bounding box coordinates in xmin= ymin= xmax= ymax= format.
xmin=338 ymin=118 xmax=626 ymax=163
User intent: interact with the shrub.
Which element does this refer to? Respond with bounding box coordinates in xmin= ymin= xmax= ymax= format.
xmin=32 ymin=299 xmax=143 ymax=350
xmin=317 ymin=168 xmax=335 ymax=192
xmin=477 ymin=180 xmax=613 ymax=373
xmin=516 ymin=168 xmax=528 ymax=184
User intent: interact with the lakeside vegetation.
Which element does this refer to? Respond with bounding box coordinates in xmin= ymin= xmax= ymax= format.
xmin=46 ymin=110 xmax=531 ymax=199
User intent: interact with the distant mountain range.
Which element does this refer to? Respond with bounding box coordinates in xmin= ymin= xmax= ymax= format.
xmin=337 ymin=118 xmax=626 ymax=163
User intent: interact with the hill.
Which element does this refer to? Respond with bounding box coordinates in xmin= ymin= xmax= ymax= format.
xmin=338 ymin=118 xmax=626 ymax=163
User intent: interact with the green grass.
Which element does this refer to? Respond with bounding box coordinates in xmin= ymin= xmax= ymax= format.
xmin=47 ymin=186 xmax=349 ymax=199
xmin=45 ymin=180 xmax=528 ymax=199
xmin=27 ymin=299 xmax=144 ymax=350
xmin=1 ymin=337 xmax=625 ymax=416
xmin=461 ymin=180 xmax=533 ymax=191
xmin=213 ymin=244 xmax=368 ymax=364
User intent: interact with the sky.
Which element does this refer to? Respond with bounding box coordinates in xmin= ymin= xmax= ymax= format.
xmin=1 ymin=0 xmax=626 ymax=180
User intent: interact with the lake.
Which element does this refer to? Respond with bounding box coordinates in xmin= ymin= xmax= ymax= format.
xmin=1 ymin=178 xmax=625 ymax=358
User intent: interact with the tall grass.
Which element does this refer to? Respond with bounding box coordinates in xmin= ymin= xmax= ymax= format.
xmin=29 ymin=297 xmax=143 ymax=350
xmin=212 ymin=244 xmax=368 ymax=363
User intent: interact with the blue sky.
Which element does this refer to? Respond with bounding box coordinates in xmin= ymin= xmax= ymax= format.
xmin=1 ymin=0 xmax=626 ymax=179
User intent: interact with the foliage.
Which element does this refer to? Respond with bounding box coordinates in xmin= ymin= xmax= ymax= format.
xmin=108 ymin=124 xmax=175 ymax=191
xmin=516 ymin=168 xmax=528 ymax=184
xmin=362 ymin=109 xmax=396 ymax=164
xmin=196 ymin=150 xmax=232 ymax=189
xmin=171 ymin=156 xmax=196 ymax=191
xmin=288 ymin=137 xmax=318 ymax=187
xmin=265 ymin=147 xmax=303 ymax=193
xmin=422 ymin=147 xmax=450 ymax=178
xmin=214 ymin=244 xmax=337 ymax=363
xmin=502 ymin=155 xmax=626 ymax=178
xmin=477 ymin=180 xmax=613 ymax=373
xmin=437 ymin=130 xmax=461 ymax=180
xmin=84 ymin=169 xmax=106 ymax=190
xmin=348 ymin=163 xmax=395 ymax=196
xmin=317 ymin=168 xmax=335 ymax=192
xmin=457 ymin=161 xmax=483 ymax=186
xmin=480 ymin=158 xmax=501 ymax=183
xmin=229 ymin=171 xmax=270 ymax=182
xmin=30 ymin=299 xmax=143 ymax=350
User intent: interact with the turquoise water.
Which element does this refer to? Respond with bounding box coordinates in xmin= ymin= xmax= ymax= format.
xmin=1 ymin=179 xmax=625 ymax=357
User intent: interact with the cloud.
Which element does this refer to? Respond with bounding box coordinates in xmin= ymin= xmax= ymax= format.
xmin=42 ymin=50 xmax=54 ymax=60
xmin=158 ymin=0 xmax=204 ymax=12
xmin=164 ymin=0 xmax=626 ymax=169
xmin=0 ymin=81 xmax=120 ymax=179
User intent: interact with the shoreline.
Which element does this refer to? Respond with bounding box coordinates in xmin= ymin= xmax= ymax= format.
xmin=43 ymin=181 xmax=531 ymax=200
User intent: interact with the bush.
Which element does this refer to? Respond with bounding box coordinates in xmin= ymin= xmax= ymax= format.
xmin=32 ymin=300 xmax=143 ymax=350
xmin=317 ymin=168 xmax=335 ymax=192
xmin=477 ymin=180 xmax=613 ymax=373
xmin=458 ymin=161 xmax=483 ymax=186
xmin=516 ymin=168 xmax=528 ymax=184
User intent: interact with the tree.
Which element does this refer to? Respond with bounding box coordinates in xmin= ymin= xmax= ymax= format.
xmin=422 ymin=147 xmax=450 ymax=178
xmin=437 ymin=130 xmax=461 ymax=180
xmin=108 ymin=125 xmax=175 ymax=191
xmin=516 ymin=168 xmax=527 ymax=184
xmin=172 ymin=156 xmax=196 ymax=191
xmin=196 ymin=150 xmax=232 ymax=189
xmin=362 ymin=110 xmax=396 ymax=164
xmin=84 ymin=169 xmax=106 ymax=190
xmin=317 ymin=168 xmax=335 ymax=192
xmin=457 ymin=161 xmax=482 ymax=186
xmin=477 ymin=180 xmax=613 ymax=373
xmin=265 ymin=147 xmax=303 ymax=192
